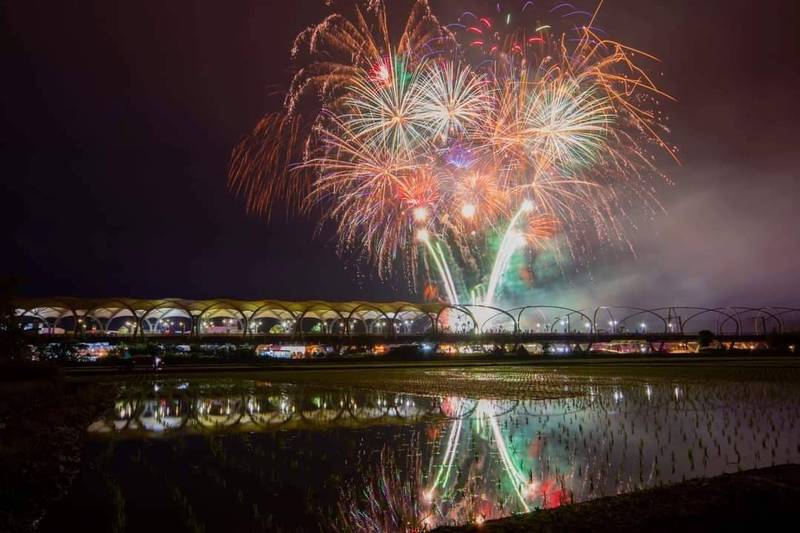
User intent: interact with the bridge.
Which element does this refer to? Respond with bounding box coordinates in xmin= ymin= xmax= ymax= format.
xmin=13 ymin=297 xmax=800 ymax=350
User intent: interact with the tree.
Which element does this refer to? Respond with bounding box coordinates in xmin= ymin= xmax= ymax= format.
xmin=0 ymin=277 xmax=28 ymax=361
xmin=697 ymin=329 xmax=715 ymax=349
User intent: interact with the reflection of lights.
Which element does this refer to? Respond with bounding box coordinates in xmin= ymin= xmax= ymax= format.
xmin=645 ymin=384 xmax=652 ymax=401
xmin=430 ymin=416 xmax=463 ymax=495
xmin=480 ymin=401 xmax=531 ymax=512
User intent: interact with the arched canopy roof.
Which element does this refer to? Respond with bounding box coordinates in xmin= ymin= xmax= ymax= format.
xmin=13 ymin=297 xmax=442 ymax=325
xmin=13 ymin=298 xmax=798 ymax=335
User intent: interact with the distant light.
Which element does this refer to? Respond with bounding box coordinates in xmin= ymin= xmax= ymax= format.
xmin=416 ymin=228 xmax=430 ymax=242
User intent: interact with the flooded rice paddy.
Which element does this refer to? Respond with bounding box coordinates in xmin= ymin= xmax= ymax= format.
xmin=44 ymin=363 xmax=800 ymax=532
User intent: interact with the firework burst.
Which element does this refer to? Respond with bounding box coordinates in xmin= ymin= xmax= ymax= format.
xmin=229 ymin=0 xmax=675 ymax=304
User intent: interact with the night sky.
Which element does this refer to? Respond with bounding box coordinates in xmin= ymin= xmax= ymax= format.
xmin=2 ymin=0 xmax=798 ymax=305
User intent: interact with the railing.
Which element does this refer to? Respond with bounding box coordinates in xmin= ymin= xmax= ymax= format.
xmin=23 ymin=329 xmax=799 ymax=346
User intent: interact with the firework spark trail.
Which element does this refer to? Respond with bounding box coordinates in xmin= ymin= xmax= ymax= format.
xmin=229 ymin=0 xmax=675 ymax=305
xmin=419 ymin=231 xmax=459 ymax=305
xmin=434 ymin=242 xmax=460 ymax=306
xmin=484 ymin=201 xmax=533 ymax=307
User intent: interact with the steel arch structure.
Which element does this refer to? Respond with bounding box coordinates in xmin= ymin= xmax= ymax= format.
xmin=12 ymin=297 xmax=800 ymax=340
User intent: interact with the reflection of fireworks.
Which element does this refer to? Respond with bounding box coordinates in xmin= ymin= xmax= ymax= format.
xmin=336 ymin=434 xmax=431 ymax=532
xmin=230 ymin=0 xmax=675 ymax=302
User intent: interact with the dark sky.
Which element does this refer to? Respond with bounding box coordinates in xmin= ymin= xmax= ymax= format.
xmin=2 ymin=0 xmax=798 ymax=305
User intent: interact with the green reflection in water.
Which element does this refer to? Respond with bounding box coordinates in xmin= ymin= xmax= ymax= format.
xmin=78 ymin=373 xmax=800 ymax=531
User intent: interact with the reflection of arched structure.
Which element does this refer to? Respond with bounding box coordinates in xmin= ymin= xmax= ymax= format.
xmin=91 ymin=385 xmax=444 ymax=434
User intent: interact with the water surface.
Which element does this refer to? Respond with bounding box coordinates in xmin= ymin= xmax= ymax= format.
xmin=45 ymin=366 xmax=800 ymax=531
